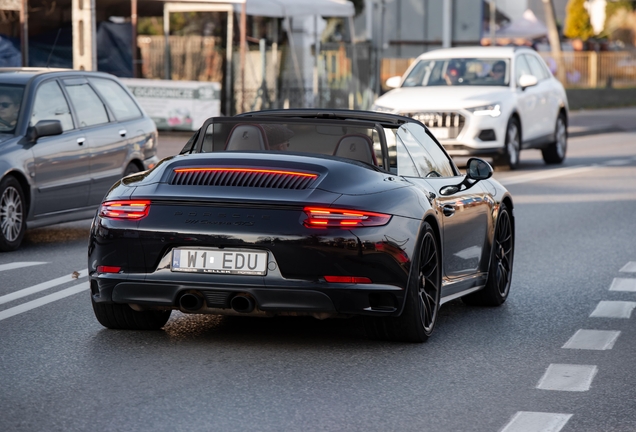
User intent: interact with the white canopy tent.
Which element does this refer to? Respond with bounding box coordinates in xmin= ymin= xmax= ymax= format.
xmin=486 ymin=9 xmax=548 ymax=42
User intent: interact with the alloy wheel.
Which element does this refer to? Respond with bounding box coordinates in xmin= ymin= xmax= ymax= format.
xmin=493 ymin=209 xmax=513 ymax=297
xmin=507 ymin=123 xmax=520 ymax=166
xmin=418 ymin=232 xmax=440 ymax=332
xmin=555 ymin=117 xmax=567 ymax=159
xmin=0 ymin=186 xmax=23 ymax=242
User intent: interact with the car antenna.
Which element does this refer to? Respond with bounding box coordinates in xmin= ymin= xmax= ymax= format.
xmin=46 ymin=28 xmax=62 ymax=69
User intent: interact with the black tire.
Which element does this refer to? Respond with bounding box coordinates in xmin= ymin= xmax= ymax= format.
xmin=542 ymin=113 xmax=567 ymax=165
xmin=0 ymin=176 xmax=26 ymax=252
xmin=364 ymin=222 xmax=441 ymax=343
xmin=462 ymin=203 xmax=514 ymax=306
xmin=493 ymin=118 xmax=521 ymax=170
xmin=123 ymin=162 xmax=141 ymax=177
xmin=92 ymin=297 xmax=172 ymax=330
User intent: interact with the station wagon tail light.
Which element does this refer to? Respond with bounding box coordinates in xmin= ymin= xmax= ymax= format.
xmin=303 ymin=207 xmax=391 ymax=228
xmin=324 ymin=276 xmax=372 ymax=284
xmin=100 ymin=200 xmax=150 ymax=220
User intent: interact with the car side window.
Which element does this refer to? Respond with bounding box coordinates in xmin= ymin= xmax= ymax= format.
xmin=524 ymin=54 xmax=550 ymax=81
xmin=384 ymin=127 xmax=418 ymax=176
xmin=398 ymin=123 xmax=455 ymax=177
xmin=515 ymin=55 xmax=532 ymax=83
xmin=30 ymin=81 xmax=74 ymax=131
xmin=89 ymin=78 xmax=142 ymax=121
xmin=64 ymin=83 xmax=109 ymax=128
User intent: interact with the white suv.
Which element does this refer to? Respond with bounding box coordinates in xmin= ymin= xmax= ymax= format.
xmin=372 ymin=46 xmax=568 ymax=169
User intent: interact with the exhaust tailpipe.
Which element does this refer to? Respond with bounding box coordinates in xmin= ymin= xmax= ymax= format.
xmin=179 ymin=292 xmax=204 ymax=312
xmin=230 ymin=294 xmax=255 ymax=313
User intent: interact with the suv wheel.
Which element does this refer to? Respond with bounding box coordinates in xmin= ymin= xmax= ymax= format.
xmin=494 ymin=118 xmax=521 ymax=170
xmin=542 ymin=113 xmax=567 ymax=164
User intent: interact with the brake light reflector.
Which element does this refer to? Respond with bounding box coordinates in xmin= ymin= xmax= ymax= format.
xmin=324 ymin=276 xmax=372 ymax=284
xmin=174 ymin=167 xmax=318 ymax=178
xmin=303 ymin=207 xmax=391 ymax=228
xmin=97 ymin=266 xmax=121 ymax=274
xmin=99 ymin=200 xmax=150 ymax=220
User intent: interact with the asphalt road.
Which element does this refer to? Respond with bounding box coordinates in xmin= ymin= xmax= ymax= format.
xmin=0 ymin=130 xmax=635 ymax=432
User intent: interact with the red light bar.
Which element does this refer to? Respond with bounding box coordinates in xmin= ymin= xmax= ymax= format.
xmin=99 ymin=200 xmax=150 ymax=220
xmin=303 ymin=207 xmax=391 ymax=228
xmin=174 ymin=167 xmax=317 ymax=178
xmin=324 ymin=276 xmax=372 ymax=284
xmin=97 ymin=266 xmax=122 ymax=274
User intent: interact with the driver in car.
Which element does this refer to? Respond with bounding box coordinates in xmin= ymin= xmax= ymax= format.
xmin=0 ymin=90 xmax=20 ymax=129
xmin=443 ymin=62 xmax=465 ymax=86
xmin=489 ymin=61 xmax=506 ymax=84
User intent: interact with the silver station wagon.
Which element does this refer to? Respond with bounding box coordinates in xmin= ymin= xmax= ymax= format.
xmin=0 ymin=69 xmax=158 ymax=251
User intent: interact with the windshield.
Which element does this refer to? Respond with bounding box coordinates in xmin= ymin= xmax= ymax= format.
xmin=0 ymin=85 xmax=24 ymax=133
xmin=403 ymin=58 xmax=510 ymax=87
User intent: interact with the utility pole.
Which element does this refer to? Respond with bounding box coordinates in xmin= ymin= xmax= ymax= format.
xmin=20 ymin=0 xmax=28 ymax=66
xmin=489 ymin=0 xmax=496 ymax=46
xmin=442 ymin=0 xmax=452 ymax=48
xmin=542 ymin=0 xmax=566 ymax=83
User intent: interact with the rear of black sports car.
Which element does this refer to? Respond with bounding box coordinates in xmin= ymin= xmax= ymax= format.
xmin=88 ymin=152 xmax=426 ymax=321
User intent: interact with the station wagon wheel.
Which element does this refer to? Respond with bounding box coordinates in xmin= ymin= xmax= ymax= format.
xmin=542 ymin=113 xmax=567 ymax=164
xmin=462 ymin=203 xmax=514 ymax=306
xmin=0 ymin=176 xmax=26 ymax=252
xmin=363 ymin=222 xmax=441 ymax=343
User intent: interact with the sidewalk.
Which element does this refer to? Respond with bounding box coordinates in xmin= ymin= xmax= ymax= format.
xmin=568 ymin=106 xmax=636 ymax=137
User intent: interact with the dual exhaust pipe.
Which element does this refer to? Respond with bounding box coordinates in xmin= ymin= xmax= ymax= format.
xmin=179 ymin=292 xmax=255 ymax=314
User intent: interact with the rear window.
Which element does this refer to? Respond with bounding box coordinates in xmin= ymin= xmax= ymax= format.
xmin=0 ymin=85 xmax=24 ymax=134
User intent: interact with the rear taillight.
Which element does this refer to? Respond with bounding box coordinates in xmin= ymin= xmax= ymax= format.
xmin=303 ymin=207 xmax=391 ymax=228
xmin=324 ymin=276 xmax=372 ymax=284
xmin=99 ymin=200 xmax=150 ymax=220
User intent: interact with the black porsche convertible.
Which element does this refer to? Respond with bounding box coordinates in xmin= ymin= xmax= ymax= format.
xmin=88 ymin=109 xmax=514 ymax=342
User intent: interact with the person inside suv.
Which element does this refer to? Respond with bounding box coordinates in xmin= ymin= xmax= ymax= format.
xmin=443 ymin=61 xmax=465 ymax=86
xmin=0 ymin=89 xmax=21 ymax=129
xmin=489 ymin=60 xmax=506 ymax=84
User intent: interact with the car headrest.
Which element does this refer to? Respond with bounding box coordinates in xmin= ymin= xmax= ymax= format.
xmin=333 ymin=134 xmax=377 ymax=165
xmin=225 ymin=124 xmax=269 ymax=151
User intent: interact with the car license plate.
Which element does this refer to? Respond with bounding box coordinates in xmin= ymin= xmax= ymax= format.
xmin=171 ymin=248 xmax=268 ymax=275
xmin=428 ymin=127 xmax=449 ymax=139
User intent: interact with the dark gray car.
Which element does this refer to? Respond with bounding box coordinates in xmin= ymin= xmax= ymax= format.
xmin=0 ymin=68 xmax=159 ymax=251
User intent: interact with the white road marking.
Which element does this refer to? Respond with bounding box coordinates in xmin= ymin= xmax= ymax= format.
xmin=0 ymin=282 xmax=88 ymax=322
xmin=536 ymin=364 xmax=598 ymax=392
xmin=498 ymin=165 xmax=598 ymax=186
xmin=500 ymin=412 xmax=572 ymax=432
xmin=0 ymin=269 xmax=88 ymax=305
xmin=605 ymin=159 xmax=631 ymax=166
xmin=562 ymin=329 xmax=621 ymax=350
xmin=610 ymin=278 xmax=636 ymax=292
xmin=619 ymin=262 xmax=636 ymax=273
xmin=0 ymin=262 xmax=48 ymax=272
xmin=589 ymin=301 xmax=636 ymax=318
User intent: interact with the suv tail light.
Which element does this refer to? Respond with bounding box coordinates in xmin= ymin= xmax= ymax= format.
xmin=99 ymin=200 xmax=150 ymax=220
xmin=303 ymin=207 xmax=391 ymax=228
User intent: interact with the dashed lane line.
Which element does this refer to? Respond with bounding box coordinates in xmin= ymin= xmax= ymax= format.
xmin=499 ymin=412 xmax=572 ymax=432
xmin=0 ymin=269 xmax=88 ymax=305
xmin=562 ymin=330 xmax=621 ymax=350
xmin=619 ymin=262 xmax=636 ymax=273
xmin=0 ymin=282 xmax=88 ymax=322
xmin=589 ymin=301 xmax=636 ymax=318
xmin=609 ymin=278 xmax=636 ymax=292
xmin=0 ymin=262 xmax=48 ymax=272
xmin=536 ymin=364 xmax=598 ymax=392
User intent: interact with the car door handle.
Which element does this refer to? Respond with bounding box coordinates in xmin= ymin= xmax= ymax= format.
xmin=442 ymin=205 xmax=455 ymax=217
xmin=119 ymin=129 xmax=127 ymax=137
xmin=77 ymin=137 xmax=85 ymax=146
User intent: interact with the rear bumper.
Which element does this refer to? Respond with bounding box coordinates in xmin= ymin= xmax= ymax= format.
xmin=90 ymin=274 xmax=405 ymax=317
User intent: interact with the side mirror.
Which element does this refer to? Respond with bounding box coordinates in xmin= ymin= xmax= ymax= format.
xmin=518 ymin=74 xmax=538 ymax=90
xmin=385 ymin=76 xmax=401 ymax=89
xmin=466 ymin=157 xmax=493 ymax=181
xmin=440 ymin=158 xmax=492 ymax=196
xmin=28 ymin=120 xmax=63 ymax=142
